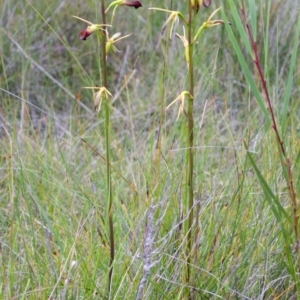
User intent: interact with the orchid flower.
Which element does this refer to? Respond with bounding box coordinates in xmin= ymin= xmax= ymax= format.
xmin=193 ymin=7 xmax=224 ymax=43
xmin=176 ymin=27 xmax=190 ymax=67
xmin=106 ymin=1 xmax=142 ymax=24
xmin=73 ymin=16 xmax=111 ymax=40
xmin=83 ymin=87 xmax=112 ymax=113
xmin=191 ymin=0 xmax=212 ymax=12
xmin=148 ymin=8 xmax=188 ymax=39
xmin=166 ymin=91 xmax=193 ymax=119
xmin=106 ymin=32 xmax=131 ymax=55
xmin=106 ymin=0 xmax=142 ymax=12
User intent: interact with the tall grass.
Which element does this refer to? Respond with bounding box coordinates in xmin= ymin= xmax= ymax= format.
xmin=223 ymin=0 xmax=300 ymax=293
xmin=0 ymin=0 xmax=299 ymax=299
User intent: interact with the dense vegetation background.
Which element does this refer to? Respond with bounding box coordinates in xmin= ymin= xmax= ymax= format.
xmin=1 ymin=0 xmax=299 ymax=298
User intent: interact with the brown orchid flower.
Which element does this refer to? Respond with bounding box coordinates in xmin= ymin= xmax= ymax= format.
xmin=73 ymin=16 xmax=111 ymax=41
xmin=203 ymin=0 xmax=212 ymax=8
xmin=105 ymin=1 xmax=142 ymax=23
xmin=121 ymin=1 xmax=142 ymax=9
xmin=79 ymin=25 xmax=99 ymax=40
xmin=106 ymin=0 xmax=142 ymax=13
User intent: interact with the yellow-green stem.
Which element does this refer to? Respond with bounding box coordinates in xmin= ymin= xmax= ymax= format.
xmin=186 ymin=2 xmax=195 ymax=298
xmin=101 ymin=0 xmax=114 ymax=295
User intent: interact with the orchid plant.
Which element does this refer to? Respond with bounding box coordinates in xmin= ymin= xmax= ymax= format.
xmin=75 ymin=1 xmax=142 ymax=296
xmin=149 ymin=1 xmax=224 ymax=297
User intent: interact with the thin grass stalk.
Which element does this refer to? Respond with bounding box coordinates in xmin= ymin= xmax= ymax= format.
xmin=154 ymin=64 xmax=166 ymax=188
xmin=100 ymin=0 xmax=114 ymax=294
xmin=186 ymin=1 xmax=195 ymax=296
xmin=241 ymin=1 xmax=299 ymax=271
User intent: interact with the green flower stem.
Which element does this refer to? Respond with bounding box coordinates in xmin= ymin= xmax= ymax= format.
xmin=186 ymin=2 xmax=195 ymax=298
xmin=101 ymin=0 xmax=114 ymax=295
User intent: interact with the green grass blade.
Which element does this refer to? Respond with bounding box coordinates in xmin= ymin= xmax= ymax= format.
xmin=247 ymin=0 xmax=257 ymax=42
xmin=246 ymin=149 xmax=297 ymax=281
xmin=281 ymin=10 xmax=300 ymax=135
xmin=221 ymin=8 xmax=271 ymax=121
xmin=263 ymin=0 xmax=271 ymax=77
xmin=227 ymin=0 xmax=253 ymax=56
xmin=246 ymin=149 xmax=290 ymax=223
